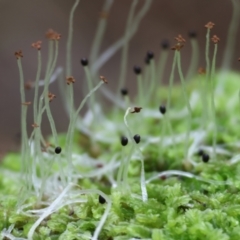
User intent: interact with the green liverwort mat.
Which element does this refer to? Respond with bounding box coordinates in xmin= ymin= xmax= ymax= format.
xmin=1 ymin=0 xmax=240 ymax=239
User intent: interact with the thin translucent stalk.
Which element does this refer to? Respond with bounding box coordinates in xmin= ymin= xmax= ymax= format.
xmin=22 ymin=107 xmax=30 ymax=188
xmin=28 ymin=184 xmax=74 ymax=239
xmin=221 ymin=0 xmax=240 ymax=71
xmin=90 ymin=0 xmax=152 ymax=107
xmin=33 ymin=51 xmax=42 ymax=178
xmin=34 ymin=46 xmax=52 ymax=191
xmin=122 ymin=107 xmax=148 ymax=201
xmin=117 ymin=150 xmax=127 ymax=187
xmin=74 ymin=81 xmax=104 ymax=118
xmin=186 ymin=39 xmax=199 ymax=80
xmin=58 ymin=70 xmax=75 ymax=119
xmin=137 ymin=74 xmax=143 ymax=105
xmin=122 ymin=145 xmax=135 ymax=188
xmin=163 ymin=50 xmax=178 ymax=151
xmin=239 ymin=90 xmax=240 ymax=113
xmin=82 ymin=189 xmax=111 ymax=240
xmin=35 ymin=101 xmax=47 ymax=198
xmin=177 ymin=51 xmax=192 ymax=159
xmin=205 ymin=29 xmax=211 ymax=78
xmin=143 ymin=64 xmax=150 ymax=88
xmin=210 ymin=44 xmax=218 ymax=159
xmin=146 ymin=170 xmax=232 ymax=185
xmin=198 ymin=75 xmax=208 ymax=128
xmin=159 ymin=112 xmax=176 ymax=157
xmin=166 ymin=114 xmax=176 ymax=146
xmin=44 ymin=41 xmax=59 ymax=146
xmin=147 ymin=59 xmax=156 ymax=104
xmin=33 ymin=50 xmax=42 ymax=122
xmin=124 ymin=95 xmax=131 ymax=107
xmin=83 ymin=66 xmax=95 ymax=116
xmin=35 ymin=98 xmax=45 ymax=158
xmin=205 ymin=28 xmax=211 ymax=116
xmin=166 ymin=52 xmax=177 ymax=110
xmin=90 ymin=0 xmax=115 ymax=64
xmin=37 ymin=41 xmax=54 ymax=119
xmin=156 ymin=50 xmax=168 ymax=87
xmin=117 ymin=0 xmax=138 ymax=90
xmin=45 ymin=41 xmax=54 ymax=77
xmin=177 ymin=52 xmax=192 ymax=115
xmin=65 ymin=81 xmax=104 ymax=180
xmin=66 ymin=0 xmax=80 ymax=122
xmin=158 ymin=114 xmax=167 ymax=162
xmin=17 ymin=59 xmax=30 ymax=188
xmin=38 ymin=156 xmax=58 ymax=202
xmin=35 ymin=94 xmax=53 ymax=197
xmin=65 ymin=84 xmax=78 ymax=176
xmin=66 ymin=0 xmax=80 ymax=76
xmin=33 ymin=129 xmax=42 ymax=180
xmin=142 ymin=65 xmax=150 ymax=105
xmin=92 ymin=0 xmax=152 ymax=74
xmin=17 ymin=59 xmax=27 ymax=142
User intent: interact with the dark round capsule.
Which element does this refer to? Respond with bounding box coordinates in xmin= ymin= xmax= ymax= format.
xmin=188 ymin=30 xmax=197 ymax=39
xmin=202 ymin=153 xmax=210 ymax=163
xmin=99 ymin=195 xmax=106 ymax=204
xmin=55 ymin=147 xmax=62 ymax=154
xmin=81 ymin=58 xmax=88 ymax=66
xmin=159 ymin=105 xmax=166 ymax=114
xmin=147 ymin=51 xmax=154 ymax=60
xmin=133 ymin=65 xmax=142 ymax=75
xmin=121 ymin=88 xmax=128 ymax=96
xmin=161 ymin=39 xmax=170 ymax=50
xmin=197 ymin=149 xmax=204 ymax=156
xmin=133 ymin=134 xmax=141 ymax=144
xmin=121 ymin=136 xmax=128 ymax=146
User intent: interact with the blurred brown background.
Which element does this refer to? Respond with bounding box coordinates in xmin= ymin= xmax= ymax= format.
xmin=0 ymin=0 xmax=239 ymax=157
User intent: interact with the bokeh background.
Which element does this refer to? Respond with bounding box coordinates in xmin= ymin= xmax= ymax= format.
xmin=0 ymin=0 xmax=239 ymax=157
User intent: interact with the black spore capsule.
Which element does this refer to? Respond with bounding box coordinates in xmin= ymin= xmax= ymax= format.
xmin=121 ymin=88 xmax=128 ymax=96
xmin=159 ymin=105 xmax=166 ymax=114
xmin=202 ymin=153 xmax=210 ymax=163
xmin=99 ymin=195 xmax=106 ymax=204
xmin=161 ymin=39 xmax=170 ymax=50
xmin=147 ymin=51 xmax=154 ymax=60
xmin=133 ymin=65 xmax=142 ymax=75
xmin=197 ymin=149 xmax=204 ymax=156
xmin=81 ymin=58 xmax=88 ymax=66
xmin=133 ymin=134 xmax=141 ymax=144
xmin=188 ymin=30 xmax=197 ymax=39
xmin=55 ymin=146 xmax=62 ymax=154
xmin=121 ymin=136 xmax=128 ymax=146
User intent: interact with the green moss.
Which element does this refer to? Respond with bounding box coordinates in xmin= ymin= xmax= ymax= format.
xmin=2 ymin=5 xmax=240 ymax=238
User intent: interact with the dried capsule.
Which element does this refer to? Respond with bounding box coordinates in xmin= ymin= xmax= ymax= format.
xmin=202 ymin=153 xmax=210 ymax=163
xmin=121 ymin=136 xmax=128 ymax=146
xmin=81 ymin=58 xmax=88 ymax=66
xmin=133 ymin=134 xmax=141 ymax=144
xmin=55 ymin=146 xmax=62 ymax=154
xmin=133 ymin=65 xmax=142 ymax=75
xmin=99 ymin=195 xmax=106 ymax=204
xmin=161 ymin=39 xmax=170 ymax=50
xmin=131 ymin=107 xmax=142 ymax=113
xmin=121 ymin=88 xmax=128 ymax=96
xmin=159 ymin=105 xmax=166 ymax=114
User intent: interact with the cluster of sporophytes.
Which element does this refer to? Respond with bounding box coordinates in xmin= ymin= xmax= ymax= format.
xmin=2 ymin=0 xmax=240 ymax=239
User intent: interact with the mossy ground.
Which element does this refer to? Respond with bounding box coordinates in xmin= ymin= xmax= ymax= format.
xmin=1 ymin=72 xmax=240 ymax=239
